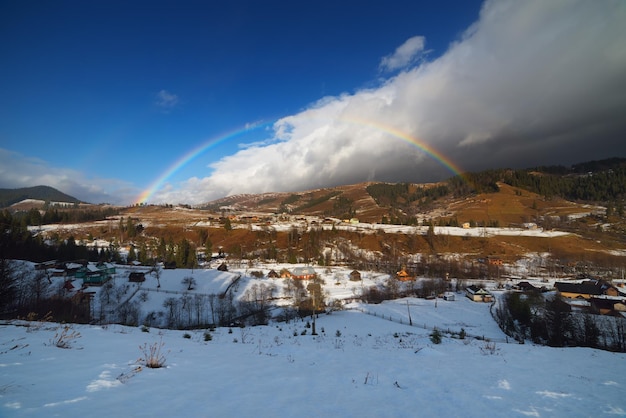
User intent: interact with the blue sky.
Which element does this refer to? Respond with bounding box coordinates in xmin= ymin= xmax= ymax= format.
xmin=1 ymin=0 xmax=625 ymax=205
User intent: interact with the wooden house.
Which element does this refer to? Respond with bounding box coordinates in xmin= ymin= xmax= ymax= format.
xmin=589 ymin=298 xmax=625 ymax=316
xmin=267 ymin=269 xmax=279 ymax=279
xmin=555 ymin=280 xmax=619 ymax=300
xmin=291 ymin=266 xmax=317 ymax=280
xmin=279 ymin=268 xmax=292 ymax=279
xmin=516 ymin=281 xmax=540 ymax=292
xmin=443 ymin=291 xmax=455 ymax=301
xmin=466 ymin=285 xmax=493 ymax=302
xmin=487 ymin=257 xmax=504 ymax=266
xmin=349 ymin=270 xmax=362 ymax=281
xmin=217 ymin=262 xmax=228 ymax=272
xmin=396 ymin=268 xmax=413 ymax=281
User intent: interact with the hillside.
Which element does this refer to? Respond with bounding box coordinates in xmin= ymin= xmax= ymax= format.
xmin=0 ymin=185 xmax=81 ymax=208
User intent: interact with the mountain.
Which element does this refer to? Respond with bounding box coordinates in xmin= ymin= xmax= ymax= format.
xmin=0 ymin=185 xmax=82 ymax=208
xmin=198 ymin=158 xmax=626 ymax=223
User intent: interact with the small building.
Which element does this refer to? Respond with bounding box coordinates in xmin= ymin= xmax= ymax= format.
xmin=217 ymin=263 xmax=228 ymax=272
xmin=487 ymin=257 xmax=504 ymax=266
xmin=443 ymin=291 xmax=455 ymax=301
xmin=279 ymin=268 xmax=292 ymax=279
xmin=291 ymin=266 xmax=317 ymax=280
xmin=396 ymin=268 xmax=413 ymax=282
xmin=466 ymin=285 xmax=493 ymax=302
xmin=267 ymin=269 xmax=279 ymax=279
xmin=75 ymin=263 xmax=113 ymax=286
xmin=516 ymin=281 xmax=540 ymax=292
xmin=349 ymin=270 xmax=362 ymax=281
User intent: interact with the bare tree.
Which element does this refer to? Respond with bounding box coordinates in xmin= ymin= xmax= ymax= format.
xmin=152 ymin=264 xmax=162 ymax=288
xmin=182 ymin=276 xmax=197 ymax=290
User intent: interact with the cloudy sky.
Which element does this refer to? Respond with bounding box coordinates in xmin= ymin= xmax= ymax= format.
xmin=1 ymin=0 xmax=625 ymax=205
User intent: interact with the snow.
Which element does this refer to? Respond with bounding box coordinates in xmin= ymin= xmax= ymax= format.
xmin=2 ymin=264 xmax=626 ymax=417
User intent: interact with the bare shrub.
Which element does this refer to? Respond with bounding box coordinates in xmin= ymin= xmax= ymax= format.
xmin=480 ymin=340 xmax=498 ymax=355
xmin=50 ymin=325 xmax=81 ymax=349
xmin=138 ymin=338 xmax=168 ymax=368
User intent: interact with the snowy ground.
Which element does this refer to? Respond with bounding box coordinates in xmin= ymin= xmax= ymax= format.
xmin=3 ymin=263 xmax=625 ymax=417
xmin=2 ymin=303 xmax=625 ymax=417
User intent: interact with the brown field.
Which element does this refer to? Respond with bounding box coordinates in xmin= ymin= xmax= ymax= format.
xmin=27 ymin=181 xmax=626 ymax=272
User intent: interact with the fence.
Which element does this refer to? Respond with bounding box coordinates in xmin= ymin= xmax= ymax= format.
xmin=349 ymin=306 xmax=511 ymax=344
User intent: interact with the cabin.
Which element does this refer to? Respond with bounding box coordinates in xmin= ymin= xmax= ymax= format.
xmin=396 ymin=268 xmax=413 ymax=282
xmin=487 ymin=257 xmax=504 ymax=266
xmin=589 ymin=298 xmax=626 ymax=316
xmin=291 ymin=266 xmax=317 ymax=280
xmin=516 ymin=281 xmax=540 ymax=292
xmin=279 ymin=268 xmax=292 ymax=279
xmin=349 ymin=270 xmax=362 ymax=281
xmin=267 ymin=269 xmax=279 ymax=279
xmin=555 ymin=280 xmax=619 ymax=300
xmin=466 ymin=285 xmax=493 ymax=302
xmin=443 ymin=291 xmax=455 ymax=301
xmin=217 ymin=263 xmax=228 ymax=272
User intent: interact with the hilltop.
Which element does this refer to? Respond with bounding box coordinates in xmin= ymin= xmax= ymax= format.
xmin=0 ymin=185 xmax=81 ymax=209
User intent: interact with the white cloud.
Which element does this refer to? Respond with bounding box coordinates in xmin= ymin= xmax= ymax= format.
xmin=148 ymin=0 xmax=626 ymax=205
xmin=0 ymin=148 xmax=138 ymax=205
xmin=155 ymin=89 xmax=179 ymax=109
xmin=379 ymin=35 xmax=426 ymax=72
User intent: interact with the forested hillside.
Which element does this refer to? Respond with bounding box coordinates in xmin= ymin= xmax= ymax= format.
xmin=0 ymin=185 xmax=81 ymax=207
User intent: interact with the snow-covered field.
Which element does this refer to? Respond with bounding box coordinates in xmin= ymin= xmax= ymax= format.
xmin=2 ymin=263 xmax=625 ymax=417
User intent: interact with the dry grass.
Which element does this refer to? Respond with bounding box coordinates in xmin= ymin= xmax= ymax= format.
xmin=36 ymin=182 xmax=626 ymax=269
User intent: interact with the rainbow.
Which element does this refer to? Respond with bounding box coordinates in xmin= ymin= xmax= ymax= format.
xmin=135 ymin=117 xmax=465 ymax=204
xmin=340 ymin=116 xmax=465 ymax=179
xmin=134 ymin=121 xmax=273 ymax=205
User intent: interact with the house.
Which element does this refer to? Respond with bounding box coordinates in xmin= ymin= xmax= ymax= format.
xmin=443 ymin=291 xmax=455 ymax=301
xmin=217 ymin=263 xmax=228 ymax=272
xmin=267 ymin=269 xmax=279 ymax=279
xmin=129 ymin=272 xmax=146 ymax=282
xmin=516 ymin=281 xmax=540 ymax=292
xmin=75 ymin=263 xmax=113 ymax=286
xmin=291 ymin=266 xmax=317 ymax=280
xmin=279 ymin=268 xmax=292 ymax=279
xmin=396 ymin=267 xmax=413 ymax=281
xmin=349 ymin=270 xmax=362 ymax=281
xmin=589 ymin=298 xmax=626 ymax=316
xmin=555 ymin=280 xmax=619 ymax=300
xmin=466 ymin=285 xmax=493 ymax=302
xmin=487 ymin=257 xmax=504 ymax=266
xmin=97 ymin=262 xmax=116 ymax=276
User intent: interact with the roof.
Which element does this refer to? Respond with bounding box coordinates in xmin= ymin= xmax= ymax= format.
xmin=555 ymin=281 xmax=605 ymax=296
xmin=467 ymin=285 xmax=490 ymax=295
xmin=292 ymin=266 xmax=316 ymax=276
